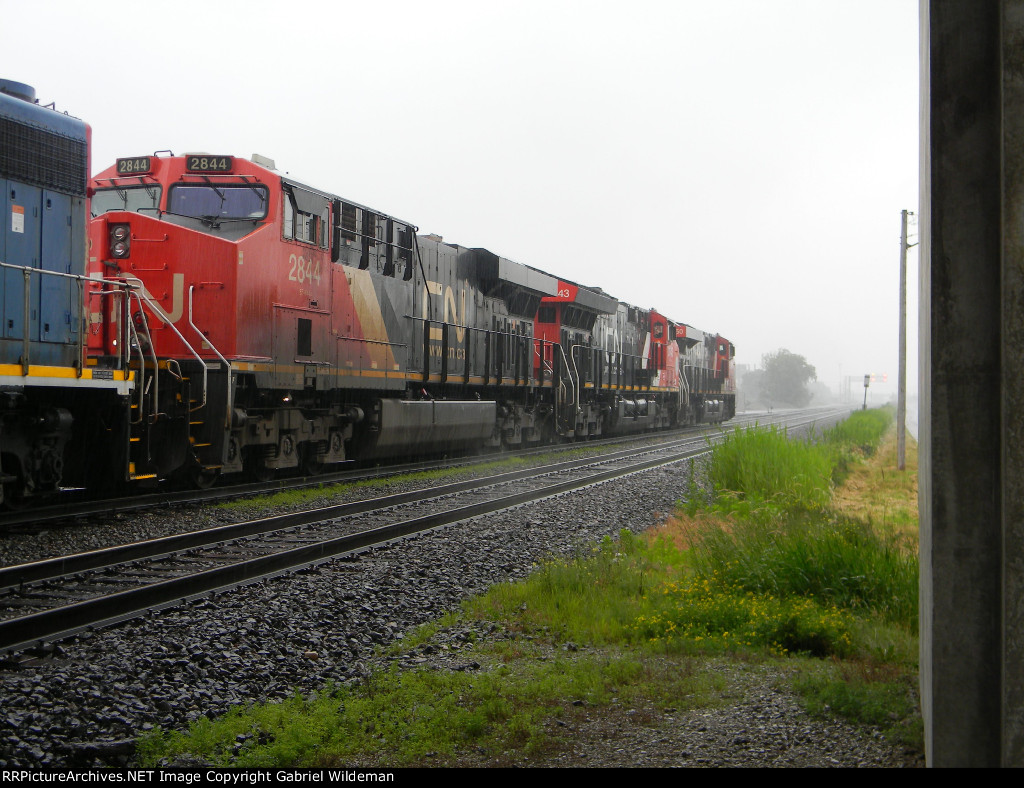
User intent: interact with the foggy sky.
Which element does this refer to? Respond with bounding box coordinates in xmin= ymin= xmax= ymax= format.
xmin=2 ymin=0 xmax=920 ymax=400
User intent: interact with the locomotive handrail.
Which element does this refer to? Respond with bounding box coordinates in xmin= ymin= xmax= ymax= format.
xmin=177 ymin=173 xmax=262 ymax=182
xmin=412 ymin=236 xmax=432 ymax=321
xmin=678 ymin=358 xmax=689 ymax=412
xmin=128 ymin=289 xmax=160 ymax=424
xmin=22 ymin=268 xmax=29 ymax=375
xmin=91 ymin=279 xmax=139 ymax=376
xmin=553 ymin=342 xmax=576 ymax=433
xmin=93 ymin=175 xmax=160 ymax=186
xmin=0 ymin=260 xmax=137 ymax=378
xmin=131 ymin=287 xmax=208 ymax=422
xmin=409 ymin=315 xmax=538 ymax=387
xmin=123 ymin=294 xmax=142 ymax=424
xmin=536 ymin=348 xmax=554 ymax=379
xmin=334 ymin=335 xmax=407 ymax=348
xmin=576 ymin=344 xmax=598 ymax=403
xmin=337 ymin=225 xmax=414 ymax=252
xmin=188 ymin=285 xmax=229 ymax=420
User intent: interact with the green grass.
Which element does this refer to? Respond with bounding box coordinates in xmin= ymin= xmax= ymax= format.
xmin=686 ymin=511 xmax=918 ymax=629
xmin=468 ymin=522 xmax=911 ymax=660
xmin=136 ymin=408 xmax=921 ymax=765
xmin=790 ymin=658 xmax=923 ymax=748
xmin=682 ymin=409 xmax=915 ymax=629
xmin=701 ymin=424 xmax=836 ymax=513
xmin=136 ymin=639 xmax=720 ymax=767
xmin=825 ymin=407 xmax=894 ymax=455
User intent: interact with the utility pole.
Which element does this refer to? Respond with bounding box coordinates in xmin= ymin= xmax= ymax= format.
xmin=897 ymin=209 xmax=915 ymax=471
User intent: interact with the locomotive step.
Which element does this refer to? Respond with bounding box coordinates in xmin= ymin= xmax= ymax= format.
xmin=128 ymin=462 xmax=157 ymax=481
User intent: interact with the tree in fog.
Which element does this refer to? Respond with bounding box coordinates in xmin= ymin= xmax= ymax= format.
xmin=761 ymin=349 xmax=817 ymax=407
xmin=738 ymin=367 xmax=766 ymax=409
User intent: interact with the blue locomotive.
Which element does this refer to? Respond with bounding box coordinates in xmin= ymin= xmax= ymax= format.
xmin=0 ymin=80 xmax=131 ymax=507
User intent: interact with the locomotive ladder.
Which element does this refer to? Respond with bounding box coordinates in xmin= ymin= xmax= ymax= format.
xmin=125 ymin=296 xmax=158 ymax=483
xmin=123 ymin=286 xmax=230 ymax=485
xmin=183 ymin=284 xmax=234 ymax=486
xmin=181 ymin=361 xmax=227 ymax=486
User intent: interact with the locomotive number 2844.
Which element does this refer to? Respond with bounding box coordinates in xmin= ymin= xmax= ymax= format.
xmin=288 ymin=254 xmax=321 ymax=285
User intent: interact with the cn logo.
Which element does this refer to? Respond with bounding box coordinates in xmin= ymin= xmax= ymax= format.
xmin=422 ymin=280 xmax=465 ymax=341
xmin=123 ymin=273 xmax=185 ymax=324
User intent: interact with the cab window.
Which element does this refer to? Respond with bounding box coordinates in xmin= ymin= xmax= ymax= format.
xmin=168 ymin=184 xmax=267 ymax=220
xmin=282 ymin=185 xmax=329 ymax=249
xmin=91 ymin=185 xmax=162 ymax=217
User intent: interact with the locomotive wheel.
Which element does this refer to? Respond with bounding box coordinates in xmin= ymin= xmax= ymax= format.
xmin=189 ymin=465 xmax=220 ymax=490
xmin=300 ymin=445 xmax=323 ymax=476
xmin=0 ymin=483 xmax=28 ymax=511
xmin=0 ymin=463 xmax=29 ymax=510
xmin=537 ymin=417 xmax=555 ymax=446
xmin=245 ymin=454 xmax=275 ymax=483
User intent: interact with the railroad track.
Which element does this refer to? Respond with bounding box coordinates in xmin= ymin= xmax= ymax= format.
xmin=0 ymin=406 xmax=847 ymax=655
xmin=0 ymin=408 xmax=805 ymax=531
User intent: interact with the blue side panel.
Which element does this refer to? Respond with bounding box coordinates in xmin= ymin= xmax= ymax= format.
xmin=3 ymin=182 xmax=41 ymax=348
xmin=0 ymin=88 xmax=87 ymax=369
xmin=70 ymin=193 xmax=85 ymax=333
xmin=1 ymin=177 xmax=22 ymax=365
xmin=40 ymin=189 xmax=75 ymax=348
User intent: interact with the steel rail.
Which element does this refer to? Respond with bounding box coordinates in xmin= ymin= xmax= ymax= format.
xmin=0 ymin=441 xmax=714 ymax=653
xmin=0 ymin=435 xmax=710 ymax=590
xmin=0 ymin=406 xmax=847 ymax=654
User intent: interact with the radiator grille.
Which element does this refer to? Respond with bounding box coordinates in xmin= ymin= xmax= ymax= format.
xmin=0 ymin=116 xmax=87 ymax=196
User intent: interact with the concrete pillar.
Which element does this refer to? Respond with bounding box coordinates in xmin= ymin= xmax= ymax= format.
xmin=920 ymin=0 xmax=1024 ymax=766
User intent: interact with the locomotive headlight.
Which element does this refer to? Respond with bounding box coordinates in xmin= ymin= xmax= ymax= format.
xmin=109 ymin=224 xmax=131 ymax=258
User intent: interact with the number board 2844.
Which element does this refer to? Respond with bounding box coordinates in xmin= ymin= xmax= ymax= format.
xmin=186 ymin=156 xmax=233 ymax=172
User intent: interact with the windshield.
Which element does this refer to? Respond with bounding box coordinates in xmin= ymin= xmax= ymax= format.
xmin=168 ymin=184 xmax=268 ymax=221
xmin=91 ymin=185 xmax=162 ymax=217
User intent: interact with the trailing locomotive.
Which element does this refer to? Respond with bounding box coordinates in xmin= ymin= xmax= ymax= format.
xmin=85 ymin=151 xmax=735 ymax=490
xmin=0 ymin=81 xmax=132 ymax=506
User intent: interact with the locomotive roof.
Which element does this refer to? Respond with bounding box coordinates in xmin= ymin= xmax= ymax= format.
xmin=471 ymin=247 xmax=560 ymax=297
xmin=567 ymin=284 xmax=618 ymax=313
xmin=263 ymin=161 xmax=417 ymax=229
xmin=0 ymin=79 xmax=87 ymax=141
xmin=468 ymin=248 xmax=619 ymax=314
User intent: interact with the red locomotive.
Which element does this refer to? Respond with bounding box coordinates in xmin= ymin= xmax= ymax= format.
xmin=86 ymin=152 xmax=735 ymax=489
